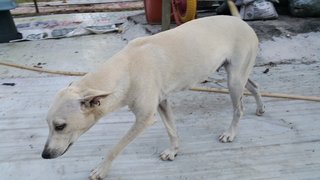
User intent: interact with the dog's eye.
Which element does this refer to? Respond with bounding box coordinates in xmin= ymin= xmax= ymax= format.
xmin=55 ymin=123 xmax=66 ymax=131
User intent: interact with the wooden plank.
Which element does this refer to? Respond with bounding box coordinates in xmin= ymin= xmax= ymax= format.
xmin=161 ymin=0 xmax=171 ymax=31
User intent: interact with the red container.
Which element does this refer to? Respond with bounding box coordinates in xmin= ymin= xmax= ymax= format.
xmin=144 ymin=0 xmax=162 ymax=24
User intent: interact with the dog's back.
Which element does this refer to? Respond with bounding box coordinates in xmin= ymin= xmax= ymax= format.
xmin=125 ymin=16 xmax=258 ymax=95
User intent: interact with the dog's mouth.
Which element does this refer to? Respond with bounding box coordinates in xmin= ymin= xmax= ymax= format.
xmin=61 ymin=142 xmax=73 ymax=156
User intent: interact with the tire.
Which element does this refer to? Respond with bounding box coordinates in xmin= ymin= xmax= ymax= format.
xmin=172 ymin=0 xmax=197 ymax=25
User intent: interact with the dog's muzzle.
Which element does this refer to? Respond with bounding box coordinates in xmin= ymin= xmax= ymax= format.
xmin=41 ymin=143 xmax=73 ymax=159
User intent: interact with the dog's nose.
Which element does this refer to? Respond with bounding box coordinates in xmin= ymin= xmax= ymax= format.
xmin=41 ymin=150 xmax=52 ymax=159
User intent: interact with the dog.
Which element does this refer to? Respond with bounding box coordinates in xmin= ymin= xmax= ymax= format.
xmin=42 ymin=15 xmax=265 ymax=180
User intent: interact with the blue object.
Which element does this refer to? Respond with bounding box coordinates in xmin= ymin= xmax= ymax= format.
xmin=0 ymin=0 xmax=22 ymax=43
xmin=0 ymin=0 xmax=17 ymax=10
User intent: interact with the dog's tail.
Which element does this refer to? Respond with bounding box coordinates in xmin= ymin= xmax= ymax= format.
xmin=227 ymin=0 xmax=241 ymax=18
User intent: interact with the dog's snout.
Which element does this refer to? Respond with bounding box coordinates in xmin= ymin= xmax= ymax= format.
xmin=41 ymin=150 xmax=52 ymax=159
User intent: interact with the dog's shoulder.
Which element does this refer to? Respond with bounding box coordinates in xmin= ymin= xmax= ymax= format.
xmin=127 ymin=36 xmax=150 ymax=48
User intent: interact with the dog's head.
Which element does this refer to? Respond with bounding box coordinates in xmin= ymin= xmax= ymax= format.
xmin=41 ymin=87 xmax=110 ymax=159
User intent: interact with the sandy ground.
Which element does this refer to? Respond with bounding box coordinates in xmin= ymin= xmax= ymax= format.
xmin=0 ymin=11 xmax=320 ymax=180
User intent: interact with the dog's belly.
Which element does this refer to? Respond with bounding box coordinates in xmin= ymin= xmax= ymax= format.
xmin=160 ymin=61 xmax=223 ymax=95
xmin=151 ymin=41 xmax=229 ymax=95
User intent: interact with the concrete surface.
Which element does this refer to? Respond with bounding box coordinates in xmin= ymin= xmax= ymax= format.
xmin=0 ymin=11 xmax=145 ymax=78
xmin=1 ymin=11 xmax=320 ymax=180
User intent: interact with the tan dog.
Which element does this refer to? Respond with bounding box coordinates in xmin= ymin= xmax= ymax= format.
xmin=42 ymin=16 xmax=265 ymax=180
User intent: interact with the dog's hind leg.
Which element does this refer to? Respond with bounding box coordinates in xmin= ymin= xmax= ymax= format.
xmin=158 ymin=99 xmax=179 ymax=161
xmin=219 ymin=62 xmax=248 ymax=143
xmin=245 ymin=79 xmax=265 ymax=116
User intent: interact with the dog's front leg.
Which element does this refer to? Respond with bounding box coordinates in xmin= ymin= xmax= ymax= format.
xmin=89 ymin=116 xmax=156 ymax=180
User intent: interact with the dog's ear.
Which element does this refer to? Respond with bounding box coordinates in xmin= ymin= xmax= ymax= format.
xmin=80 ymin=89 xmax=110 ymax=109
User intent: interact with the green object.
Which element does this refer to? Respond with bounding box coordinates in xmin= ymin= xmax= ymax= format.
xmin=289 ymin=0 xmax=320 ymax=17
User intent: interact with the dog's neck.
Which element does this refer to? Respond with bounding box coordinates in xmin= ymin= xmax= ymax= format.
xmin=73 ymin=54 xmax=131 ymax=119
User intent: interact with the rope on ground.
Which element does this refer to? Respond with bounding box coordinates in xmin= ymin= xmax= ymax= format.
xmin=190 ymin=87 xmax=320 ymax=102
xmin=1 ymin=60 xmax=320 ymax=102
xmin=0 ymin=60 xmax=87 ymax=76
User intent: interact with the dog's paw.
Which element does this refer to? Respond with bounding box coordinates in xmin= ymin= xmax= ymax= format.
xmin=89 ymin=163 xmax=110 ymax=180
xmin=256 ymin=106 xmax=265 ymax=116
xmin=160 ymin=148 xmax=178 ymax=161
xmin=219 ymin=131 xmax=236 ymax=143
